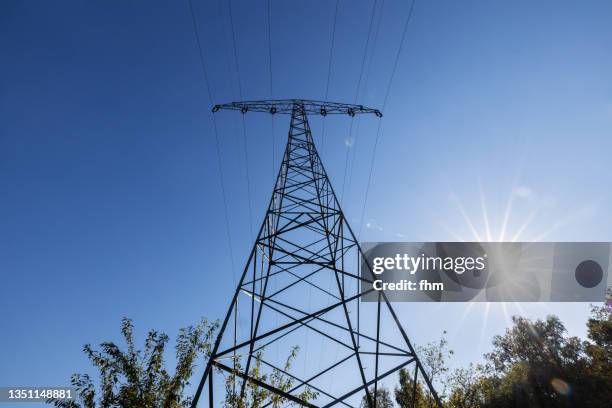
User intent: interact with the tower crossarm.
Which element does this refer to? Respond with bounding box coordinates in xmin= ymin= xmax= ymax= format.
xmin=212 ymin=99 xmax=383 ymax=117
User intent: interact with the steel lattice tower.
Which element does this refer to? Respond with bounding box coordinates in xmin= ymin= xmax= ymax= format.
xmin=192 ymin=100 xmax=441 ymax=407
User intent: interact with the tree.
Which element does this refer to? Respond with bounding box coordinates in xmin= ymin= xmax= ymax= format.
xmin=585 ymin=301 xmax=611 ymax=364
xmin=50 ymin=318 xmax=316 ymax=408
xmin=472 ymin=302 xmax=612 ymax=408
xmin=446 ymin=364 xmax=482 ymax=408
xmin=579 ymin=301 xmax=612 ymax=406
xmin=360 ymin=386 xmax=394 ymax=408
xmin=481 ymin=315 xmax=586 ymax=407
xmin=409 ymin=298 xmax=612 ymax=408
xmin=394 ymin=368 xmax=436 ymax=408
xmin=49 ymin=318 xmax=218 ymax=408
xmin=417 ymin=331 xmax=454 ymax=403
xmin=223 ymin=346 xmax=317 ymax=408
xmin=392 ymin=331 xmax=452 ymax=408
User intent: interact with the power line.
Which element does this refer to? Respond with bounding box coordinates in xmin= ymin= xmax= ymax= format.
xmin=353 ymin=0 xmax=379 ymax=105
xmin=380 ymin=0 xmax=416 ymax=110
xmin=186 ymin=0 xmax=236 ymax=280
xmin=358 ymin=0 xmax=417 ymax=239
xmin=227 ymin=0 xmax=243 ymax=97
xmin=265 ymin=0 xmax=280 ymax=364
xmin=324 ymin=0 xmax=340 ymax=101
xmin=320 ymin=0 xmax=340 ymax=155
xmin=364 ymin=0 xmax=387 ymax=96
xmin=333 ymin=1 xmax=382 ymax=390
xmin=340 ymin=0 xmax=379 ymax=202
xmin=267 ymin=0 xmax=276 ymax=184
xmin=317 ymin=0 xmax=341 ymax=374
xmin=228 ymin=0 xmax=255 ymax=240
xmin=345 ymin=0 xmax=386 ymax=205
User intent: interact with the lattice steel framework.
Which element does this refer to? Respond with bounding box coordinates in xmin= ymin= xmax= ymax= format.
xmin=192 ymin=100 xmax=441 ymax=407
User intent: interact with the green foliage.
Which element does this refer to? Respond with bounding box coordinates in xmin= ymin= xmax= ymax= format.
xmin=417 ymin=331 xmax=454 ymax=400
xmin=49 ymin=299 xmax=612 ymax=408
xmin=361 ymin=386 xmax=394 ymax=408
xmin=52 ymin=319 xmax=318 ymax=408
xmin=49 ymin=318 xmax=218 ymax=408
xmin=579 ymin=303 xmax=612 ymax=406
xmin=445 ymin=302 xmax=612 ymax=408
xmin=394 ymin=368 xmax=436 ymax=408
xmin=445 ymin=364 xmax=481 ymax=408
xmin=396 ymin=302 xmax=611 ymax=408
xmin=223 ymin=346 xmax=317 ymax=408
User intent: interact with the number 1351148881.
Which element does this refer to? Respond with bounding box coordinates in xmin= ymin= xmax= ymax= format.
xmin=1 ymin=387 xmax=74 ymax=402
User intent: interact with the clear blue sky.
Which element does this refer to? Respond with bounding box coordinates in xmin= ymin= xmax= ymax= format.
xmin=2 ymin=0 xmax=612 ymax=404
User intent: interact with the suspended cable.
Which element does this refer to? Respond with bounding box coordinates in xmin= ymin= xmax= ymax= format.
xmin=228 ymin=0 xmax=255 ymax=240
xmin=344 ymin=0 xmax=388 ymax=375
xmin=340 ymin=0 xmax=379 ymax=202
xmin=364 ymin=0 xmax=386 ymax=97
xmin=267 ymin=0 xmax=276 ymax=184
xmin=187 ymin=0 xmax=236 ymax=280
xmin=226 ymin=1 xmax=254 ymax=388
xmin=228 ymin=0 xmax=243 ymax=98
xmin=187 ymin=0 xmax=241 ymax=389
xmin=345 ymin=0 xmax=386 ymax=203
xmin=265 ymin=0 xmax=280 ymax=363
xmin=318 ymin=0 xmax=345 ymax=378
xmin=379 ymin=0 xmax=416 ymax=111
xmin=320 ymin=0 xmax=340 ymax=154
xmin=331 ymin=0 xmax=378 ymax=390
xmin=324 ymin=0 xmax=340 ymax=101
xmin=353 ymin=0 xmax=379 ymax=105
xmin=358 ymin=0 xmax=417 ymax=239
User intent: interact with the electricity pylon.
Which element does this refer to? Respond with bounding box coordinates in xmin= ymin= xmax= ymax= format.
xmin=192 ymin=99 xmax=441 ymax=407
